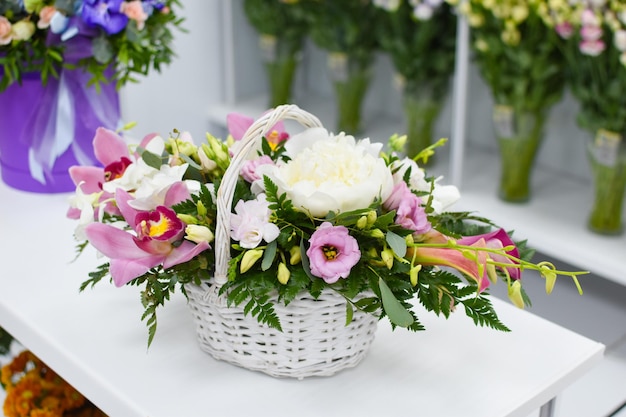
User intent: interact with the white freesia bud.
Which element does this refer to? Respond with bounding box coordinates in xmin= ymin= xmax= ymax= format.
xmin=615 ymin=30 xmax=626 ymax=51
xmin=185 ymin=224 xmax=214 ymax=244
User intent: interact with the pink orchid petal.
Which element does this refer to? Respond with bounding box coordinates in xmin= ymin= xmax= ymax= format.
xmin=84 ymin=222 xmax=147 ymax=260
xmin=115 ymin=188 xmax=140 ymax=228
xmin=69 ymin=166 xmax=104 ymax=193
xmin=93 ymin=128 xmax=129 ymax=165
xmin=164 ymin=182 xmax=191 ymax=207
xmin=110 ymin=256 xmax=164 ymax=287
xmin=227 ymin=113 xmax=254 ymax=141
xmin=162 ymin=241 xmax=210 ymax=269
xmin=67 ymin=207 xmax=81 ymax=220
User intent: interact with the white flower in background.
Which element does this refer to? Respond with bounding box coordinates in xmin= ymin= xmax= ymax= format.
xmin=614 ymin=29 xmax=626 ymax=51
xmin=258 ymin=127 xmax=394 ymax=217
xmin=373 ymin=0 xmax=401 ymax=11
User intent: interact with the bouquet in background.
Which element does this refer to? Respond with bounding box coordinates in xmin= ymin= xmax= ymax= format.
xmin=306 ymin=0 xmax=383 ymax=134
xmin=374 ymin=0 xmax=456 ymax=162
xmin=67 ymin=106 xmax=584 ymax=346
xmin=538 ymin=1 xmax=626 ymax=235
xmin=447 ymin=0 xmax=566 ymax=202
xmin=242 ymin=0 xmax=311 ymax=107
xmin=0 ymin=0 xmax=184 ymax=91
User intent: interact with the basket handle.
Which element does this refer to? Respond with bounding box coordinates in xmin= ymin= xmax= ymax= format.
xmin=213 ymin=104 xmax=324 ymax=286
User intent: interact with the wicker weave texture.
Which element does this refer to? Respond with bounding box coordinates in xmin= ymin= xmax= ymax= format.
xmin=186 ymin=283 xmax=378 ymax=379
xmin=185 ymin=105 xmax=379 ymax=378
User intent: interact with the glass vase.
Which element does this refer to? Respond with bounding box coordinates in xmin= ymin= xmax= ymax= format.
xmin=586 ymin=129 xmax=626 ymax=235
xmin=398 ymin=76 xmax=446 ymax=165
xmin=259 ymin=34 xmax=303 ymax=108
xmin=492 ymin=105 xmax=546 ymax=203
xmin=327 ymin=52 xmax=373 ymax=135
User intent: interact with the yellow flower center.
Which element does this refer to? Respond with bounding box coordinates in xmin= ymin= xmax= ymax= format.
xmin=323 ymin=245 xmax=338 ymax=260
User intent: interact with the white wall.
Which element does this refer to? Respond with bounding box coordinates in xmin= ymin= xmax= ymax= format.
xmin=118 ymin=1 xmax=224 ymax=142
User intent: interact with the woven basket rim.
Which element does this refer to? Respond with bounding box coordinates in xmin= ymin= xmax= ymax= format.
xmin=212 ymin=105 xmax=323 ymax=286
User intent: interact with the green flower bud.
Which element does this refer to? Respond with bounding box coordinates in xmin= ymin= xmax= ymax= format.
xmin=410 ymin=265 xmax=421 ymax=286
xmin=289 ymin=245 xmax=301 ymax=265
xmin=277 ymin=262 xmax=290 ymax=285
xmin=368 ymin=228 xmax=385 ymax=239
xmin=381 ymin=248 xmax=394 ymax=270
xmin=177 ymin=214 xmax=198 ymax=225
xmin=356 ymin=215 xmax=368 ymax=229
xmin=508 ymin=280 xmax=525 ymax=309
xmin=240 ymin=249 xmax=263 ymax=274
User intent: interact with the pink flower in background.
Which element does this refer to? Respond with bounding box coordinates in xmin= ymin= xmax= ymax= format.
xmin=84 ymin=182 xmax=210 ymax=286
xmin=555 ymin=22 xmax=573 ymax=39
xmin=121 ymin=1 xmax=149 ymax=30
xmin=230 ymin=194 xmax=279 ymax=248
xmin=306 ymin=222 xmax=360 ymax=284
xmin=227 ymin=112 xmax=289 ymax=149
xmin=579 ymin=39 xmax=606 ymax=56
xmin=580 ymin=24 xmax=603 ymax=41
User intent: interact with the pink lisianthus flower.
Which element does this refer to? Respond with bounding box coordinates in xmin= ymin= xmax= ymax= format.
xmin=230 ymin=194 xmax=279 ymax=249
xmin=241 ymin=155 xmax=275 ymax=183
xmin=457 ymin=228 xmax=521 ymax=281
xmin=84 ymin=182 xmax=210 ymax=286
xmin=384 ymin=182 xmax=431 ymax=234
xmin=306 ymin=222 xmax=361 ymax=284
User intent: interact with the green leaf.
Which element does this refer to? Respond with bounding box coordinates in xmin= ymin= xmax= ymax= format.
xmin=386 ymin=230 xmax=406 ymax=258
xmin=378 ymin=278 xmax=414 ymax=328
xmin=345 ymin=302 xmax=354 ymax=326
xmin=261 ymin=241 xmax=277 ymax=271
xmin=141 ymin=150 xmax=164 ymax=170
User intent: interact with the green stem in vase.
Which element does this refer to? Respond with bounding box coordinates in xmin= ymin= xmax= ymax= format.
xmin=328 ymin=52 xmax=373 ymax=135
xmin=259 ymin=34 xmax=304 ymax=108
xmin=587 ymin=130 xmax=626 ymax=235
xmin=493 ymin=105 xmax=546 ymax=203
xmin=401 ymin=80 xmax=445 ymax=165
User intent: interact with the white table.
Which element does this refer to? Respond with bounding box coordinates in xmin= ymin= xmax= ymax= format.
xmin=0 ymin=182 xmax=604 ymax=417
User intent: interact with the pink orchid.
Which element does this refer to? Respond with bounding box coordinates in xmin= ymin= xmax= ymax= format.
xmin=306 ymin=222 xmax=361 ymax=284
xmin=84 ymin=182 xmax=210 ymax=286
xmin=227 ymin=112 xmax=289 ymax=149
xmin=67 ymin=128 xmax=158 ymax=218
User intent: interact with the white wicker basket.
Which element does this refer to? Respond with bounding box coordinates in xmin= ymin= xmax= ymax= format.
xmin=184 ymin=104 xmax=379 ymax=379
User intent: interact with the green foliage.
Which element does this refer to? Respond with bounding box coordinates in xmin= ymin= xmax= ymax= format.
xmin=0 ymin=326 xmax=15 ymax=356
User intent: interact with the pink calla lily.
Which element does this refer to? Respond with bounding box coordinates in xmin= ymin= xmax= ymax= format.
xmin=84 ymin=183 xmax=210 ymax=286
xmin=457 ymin=228 xmax=521 ymax=280
xmin=409 ymin=239 xmax=491 ymax=291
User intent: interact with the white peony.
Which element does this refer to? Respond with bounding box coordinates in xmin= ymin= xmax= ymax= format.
xmin=258 ymin=127 xmax=394 ymax=217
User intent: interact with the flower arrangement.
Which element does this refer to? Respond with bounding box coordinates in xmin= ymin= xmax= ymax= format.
xmin=537 ymin=1 xmax=626 ymax=235
xmin=445 ymin=0 xmax=566 ymax=202
xmin=67 ymin=105 xmax=585 ymax=348
xmin=1 ymin=350 xmax=106 ymax=417
xmin=242 ymin=0 xmax=311 ymax=107
xmin=373 ymin=0 xmax=457 ymax=160
xmin=0 ymin=0 xmax=184 ymax=91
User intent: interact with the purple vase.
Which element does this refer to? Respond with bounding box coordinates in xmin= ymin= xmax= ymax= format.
xmin=0 ymin=69 xmax=120 ymax=193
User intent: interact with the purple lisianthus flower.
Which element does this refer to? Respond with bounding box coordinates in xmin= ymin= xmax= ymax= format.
xmin=241 ymin=155 xmax=274 ymax=183
xmin=82 ymin=0 xmax=129 ymax=35
xmin=384 ymin=182 xmax=431 ymax=234
xmin=306 ymin=222 xmax=361 ymax=284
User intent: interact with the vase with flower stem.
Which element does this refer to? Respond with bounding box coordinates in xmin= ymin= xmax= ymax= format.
xmin=243 ymin=0 xmax=310 ymax=108
xmin=327 ymin=51 xmax=374 ymax=135
xmin=375 ymin=0 xmax=456 ymax=164
xmin=540 ymin=2 xmax=626 ymax=235
xmin=459 ymin=1 xmax=566 ymax=202
xmin=308 ymin=0 xmax=381 ymax=135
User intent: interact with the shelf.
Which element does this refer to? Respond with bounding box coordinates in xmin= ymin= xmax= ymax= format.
xmin=207 ymin=95 xmax=626 ymax=286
